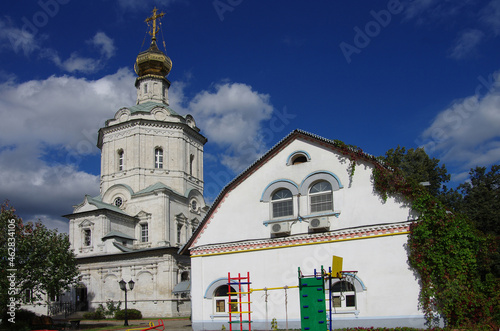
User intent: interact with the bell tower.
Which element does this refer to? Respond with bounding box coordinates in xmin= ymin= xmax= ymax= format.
xmin=66 ymin=8 xmax=206 ymax=318
xmin=97 ymin=8 xmax=206 ymax=198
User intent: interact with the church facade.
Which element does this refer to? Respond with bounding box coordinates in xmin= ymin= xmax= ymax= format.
xmin=62 ymin=12 xmax=207 ymax=317
xmin=182 ymin=130 xmax=427 ymax=330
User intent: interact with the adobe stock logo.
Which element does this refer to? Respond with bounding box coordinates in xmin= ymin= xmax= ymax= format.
xmin=212 ymin=0 xmax=243 ymax=21
xmin=339 ymin=0 xmax=404 ymax=64
xmin=10 ymin=0 xmax=70 ymax=51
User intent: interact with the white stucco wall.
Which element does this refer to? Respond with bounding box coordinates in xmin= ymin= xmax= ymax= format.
xmin=193 ymin=138 xmax=413 ymax=248
xmin=189 ymin=137 xmax=425 ymax=330
xmin=77 ymin=252 xmax=191 ymax=317
xmin=191 ymin=233 xmax=424 ymax=330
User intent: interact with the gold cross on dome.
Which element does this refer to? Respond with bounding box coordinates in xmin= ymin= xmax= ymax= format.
xmin=145 ymin=7 xmax=165 ymax=41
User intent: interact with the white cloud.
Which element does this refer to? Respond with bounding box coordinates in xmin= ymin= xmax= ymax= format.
xmin=27 ymin=214 xmax=71 ymax=233
xmin=0 ymin=19 xmax=115 ymax=74
xmin=0 ymin=18 xmax=42 ymax=56
xmin=41 ymin=32 xmax=116 ymax=74
xmin=449 ymin=29 xmax=484 ymax=60
xmin=403 ymin=0 xmax=439 ymax=21
xmin=0 ymin=68 xmax=136 ymax=149
xmin=0 ymin=145 xmax=100 ymax=221
xmin=419 ymin=71 xmax=500 ymax=172
xmin=0 ymin=68 xmax=137 ymax=231
xmin=89 ymin=32 xmax=116 ymax=59
xmin=0 ymin=66 xmax=279 ymax=231
xmin=47 ymin=51 xmax=103 ymax=74
xmin=402 ymin=0 xmax=473 ymax=23
xmin=481 ymin=0 xmax=500 ymax=35
xmin=186 ymin=83 xmax=274 ymax=173
xmin=403 ymin=1 xmax=497 ymax=61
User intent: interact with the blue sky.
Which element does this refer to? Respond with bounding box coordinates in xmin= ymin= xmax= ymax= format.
xmin=1 ymin=0 xmax=500 ymax=232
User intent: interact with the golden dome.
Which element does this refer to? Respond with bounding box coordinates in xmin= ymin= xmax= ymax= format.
xmin=134 ymin=40 xmax=172 ymax=78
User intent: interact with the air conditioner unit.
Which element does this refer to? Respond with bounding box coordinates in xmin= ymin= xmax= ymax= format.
xmin=309 ymin=218 xmax=330 ymax=230
xmin=270 ymin=222 xmax=291 ymax=235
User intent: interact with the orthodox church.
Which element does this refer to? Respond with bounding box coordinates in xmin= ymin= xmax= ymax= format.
xmin=63 ymin=9 xmax=207 ymax=317
xmin=22 ymin=9 xmax=428 ymax=329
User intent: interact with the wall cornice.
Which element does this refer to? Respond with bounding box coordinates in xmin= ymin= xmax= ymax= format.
xmin=190 ymin=221 xmax=413 ymax=257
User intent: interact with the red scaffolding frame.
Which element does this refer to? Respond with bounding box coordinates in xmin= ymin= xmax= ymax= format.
xmin=227 ymin=272 xmax=252 ymax=331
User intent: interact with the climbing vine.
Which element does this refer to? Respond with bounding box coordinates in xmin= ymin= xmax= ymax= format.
xmin=332 ymin=140 xmax=370 ymax=180
xmin=372 ymin=164 xmax=500 ymax=329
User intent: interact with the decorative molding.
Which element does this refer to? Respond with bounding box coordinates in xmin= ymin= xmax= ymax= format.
xmin=191 ymin=222 xmax=411 ymax=257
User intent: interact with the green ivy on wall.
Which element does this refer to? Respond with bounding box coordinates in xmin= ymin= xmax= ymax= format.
xmin=371 ymin=163 xmax=500 ymax=329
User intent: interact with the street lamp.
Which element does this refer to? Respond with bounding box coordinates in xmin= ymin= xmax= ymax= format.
xmin=119 ymin=279 xmax=135 ymax=326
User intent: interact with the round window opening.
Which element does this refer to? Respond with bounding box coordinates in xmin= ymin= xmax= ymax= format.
xmin=114 ymin=197 xmax=123 ymax=207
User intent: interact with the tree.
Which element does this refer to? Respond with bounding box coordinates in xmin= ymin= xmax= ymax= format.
xmin=458 ymin=165 xmax=500 ymax=236
xmin=374 ymin=150 xmax=500 ymax=328
xmin=382 ymin=146 xmax=450 ymax=197
xmin=458 ymin=165 xmax=500 ymax=278
xmin=0 ymin=201 xmax=80 ymax=320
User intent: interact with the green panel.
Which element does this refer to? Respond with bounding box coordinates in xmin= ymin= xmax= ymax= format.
xmin=299 ymin=275 xmax=327 ymax=331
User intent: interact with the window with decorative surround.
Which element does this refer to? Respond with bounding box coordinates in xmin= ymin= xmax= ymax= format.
xmin=331 ymin=280 xmax=356 ymax=310
xmin=309 ymin=181 xmax=333 ymax=213
xmin=213 ymin=285 xmax=237 ymax=315
xmin=140 ymin=223 xmax=149 ymax=242
xmin=177 ymin=223 xmax=183 ymax=243
xmin=83 ymin=229 xmax=92 ymax=246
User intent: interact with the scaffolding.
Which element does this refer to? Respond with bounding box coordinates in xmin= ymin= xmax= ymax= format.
xmin=227 ymin=272 xmax=252 ymax=331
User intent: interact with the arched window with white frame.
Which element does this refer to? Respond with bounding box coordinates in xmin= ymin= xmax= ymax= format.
xmin=155 ymin=148 xmax=163 ymax=169
xmin=331 ymin=280 xmax=356 ymax=310
xmin=213 ymin=285 xmax=237 ymax=314
xmin=117 ymin=150 xmax=124 ymax=171
xmin=309 ymin=181 xmax=333 ymax=213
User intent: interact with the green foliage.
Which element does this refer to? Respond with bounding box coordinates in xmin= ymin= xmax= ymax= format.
xmin=372 ymin=157 xmax=500 ymax=329
xmin=0 ymin=201 xmax=80 ymax=317
xmin=383 ymin=146 xmax=450 ymax=196
xmin=114 ymin=308 xmax=142 ymax=320
xmin=332 ymin=139 xmax=376 ymax=181
xmin=458 ymin=165 xmax=500 ymax=235
xmin=457 ymin=165 xmax=500 ymax=278
xmin=97 ymin=299 xmax=122 ymax=318
xmin=83 ymin=310 xmax=106 ymax=320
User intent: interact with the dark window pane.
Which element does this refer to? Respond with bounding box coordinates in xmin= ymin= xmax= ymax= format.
xmin=272 ymin=189 xmax=292 ymax=200
xmin=346 ymin=295 xmax=355 ymax=307
xmin=332 ymin=281 xmax=355 ymax=292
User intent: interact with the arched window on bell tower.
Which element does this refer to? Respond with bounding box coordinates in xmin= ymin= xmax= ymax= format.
xmin=155 ymin=148 xmax=163 ymax=169
xmin=190 ymin=154 xmax=194 ymax=176
xmin=117 ymin=149 xmax=124 ymax=171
